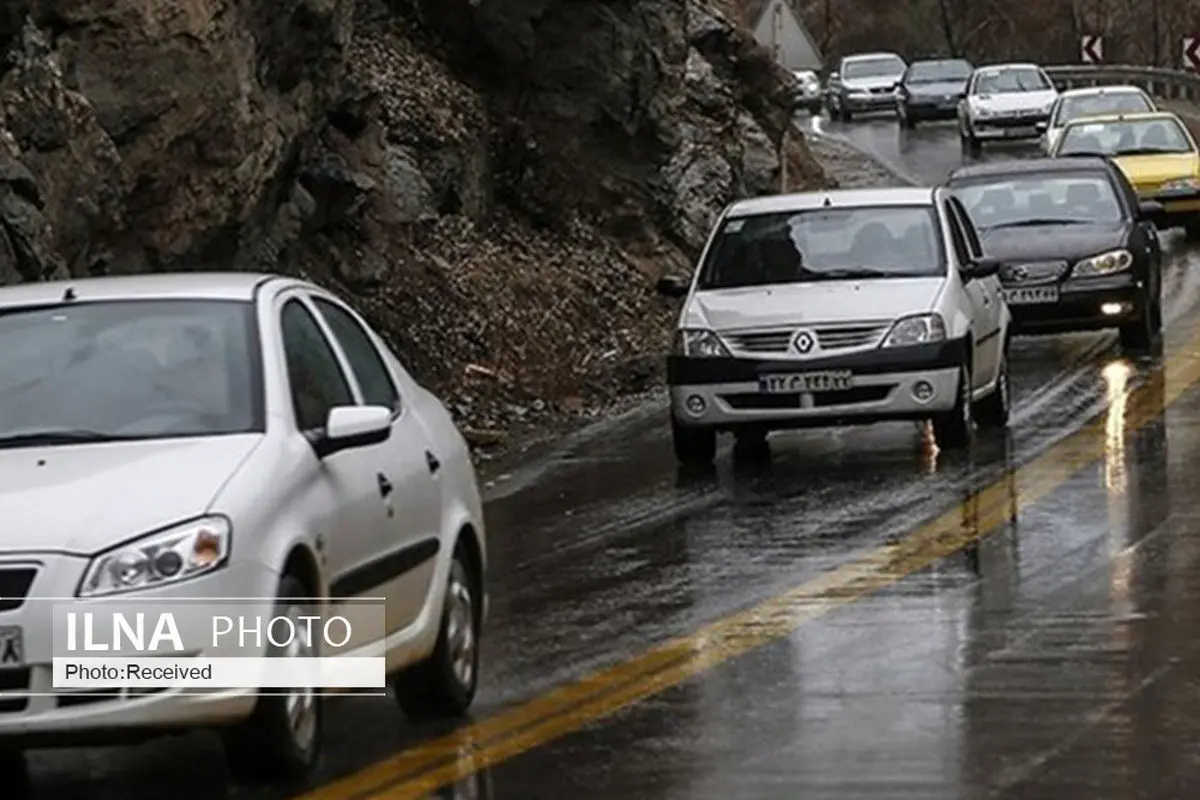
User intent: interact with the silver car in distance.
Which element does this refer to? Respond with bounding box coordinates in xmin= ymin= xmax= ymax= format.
xmin=0 ymin=273 xmax=487 ymax=784
xmin=655 ymin=187 xmax=1013 ymax=465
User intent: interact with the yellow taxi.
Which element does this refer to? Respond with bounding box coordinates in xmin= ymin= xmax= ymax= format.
xmin=1048 ymin=110 xmax=1200 ymax=240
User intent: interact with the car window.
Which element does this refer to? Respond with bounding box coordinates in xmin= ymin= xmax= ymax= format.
xmin=1052 ymin=92 xmax=1153 ymax=127
xmin=696 ymin=205 xmax=946 ymax=289
xmin=906 ymin=60 xmax=972 ymax=83
xmin=0 ymin=299 xmax=261 ymax=441
xmin=943 ymin=203 xmax=971 ymax=266
xmin=972 ymin=67 xmax=1051 ymax=94
xmin=280 ymin=298 xmax=354 ymax=432
xmin=843 ymin=56 xmax=905 ymax=79
xmin=1058 ymin=117 xmax=1194 ymax=156
xmin=950 ymin=199 xmax=984 ymax=258
xmin=312 ymin=297 xmax=401 ymax=413
xmin=949 ymin=173 xmax=1124 ymax=228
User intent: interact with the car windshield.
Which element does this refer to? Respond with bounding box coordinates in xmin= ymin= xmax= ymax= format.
xmin=950 ymin=173 xmax=1123 ymax=230
xmin=973 ymin=67 xmax=1051 ymax=94
xmin=1052 ymin=92 xmax=1153 ymax=127
xmin=0 ymin=299 xmax=262 ymax=445
xmin=696 ymin=205 xmax=945 ymax=290
xmin=1057 ymin=118 xmax=1194 ymax=156
xmin=844 ymin=57 xmax=904 ymax=79
xmin=907 ymin=60 xmax=972 ymax=83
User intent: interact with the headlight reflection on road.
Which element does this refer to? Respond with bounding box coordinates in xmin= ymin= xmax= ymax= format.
xmin=1101 ymin=358 xmax=1133 ymax=605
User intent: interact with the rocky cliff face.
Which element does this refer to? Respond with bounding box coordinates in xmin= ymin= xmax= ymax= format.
xmin=0 ymin=0 xmax=826 ymax=439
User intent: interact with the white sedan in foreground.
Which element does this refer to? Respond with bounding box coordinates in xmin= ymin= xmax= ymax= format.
xmin=0 ymin=273 xmax=487 ymax=783
xmin=655 ymin=187 xmax=1012 ymax=464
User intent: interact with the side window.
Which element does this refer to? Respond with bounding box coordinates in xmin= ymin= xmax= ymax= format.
xmin=312 ymin=298 xmax=401 ymax=413
xmin=943 ymin=202 xmax=971 ymax=266
xmin=951 ymin=199 xmax=984 ymax=258
xmin=280 ymin=299 xmax=354 ymax=431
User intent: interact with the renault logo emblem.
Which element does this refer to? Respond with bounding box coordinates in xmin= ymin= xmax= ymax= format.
xmin=792 ymin=330 xmax=816 ymax=354
xmin=1011 ymin=265 xmax=1029 ymax=281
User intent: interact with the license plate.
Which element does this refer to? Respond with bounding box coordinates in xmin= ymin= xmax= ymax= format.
xmin=758 ymin=371 xmax=852 ymax=393
xmin=1003 ymin=127 xmax=1035 ymax=138
xmin=0 ymin=626 xmax=23 ymax=667
xmin=1002 ymin=286 xmax=1059 ymax=304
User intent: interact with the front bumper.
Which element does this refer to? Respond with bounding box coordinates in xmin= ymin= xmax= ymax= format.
xmin=1140 ymin=187 xmax=1200 ymax=227
xmin=668 ymin=339 xmax=967 ymax=430
xmin=842 ymin=92 xmax=898 ymax=112
xmin=1004 ymin=274 xmax=1145 ymax=334
xmin=970 ymin=113 xmax=1048 ymax=140
xmin=906 ymin=97 xmax=960 ymax=119
xmin=0 ymin=555 xmax=279 ymax=745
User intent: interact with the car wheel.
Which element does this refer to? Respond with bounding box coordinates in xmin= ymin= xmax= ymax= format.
xmin=931 ymin=364 xmax=975 ymax=449
xmin=974 ymin=347 xmax=1010 ymax=429
xmin=1119 ymin=295 xmax=1163 ymax=354
xmin=1185 ymin=218 xmax=1200 ymax=242
xmin=672 ymin=418 xmax=717 ymax=465
xmin=392 ymin=551 xmax=481 ymax=718
xmin=223 ymin=574 xmax=322 ymax=785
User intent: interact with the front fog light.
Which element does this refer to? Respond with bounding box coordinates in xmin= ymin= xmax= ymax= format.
xmin=685 ymin=395 xmax=706 ymax=415
xmin=1101 ymin=302 xmax=1128 ymax=316
xmin=912 ymin=381 xmax=935 ymax=402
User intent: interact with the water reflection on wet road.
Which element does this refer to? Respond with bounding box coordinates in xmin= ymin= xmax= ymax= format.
xmin=14 ymin=111 xmax=1200 ymax=800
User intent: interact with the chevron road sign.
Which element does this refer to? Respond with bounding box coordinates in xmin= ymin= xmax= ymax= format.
xmin=1081 ymin=35 xmax=1103 ymax=64
xmin=1185 ymin=36 xmax=1200 ymax=71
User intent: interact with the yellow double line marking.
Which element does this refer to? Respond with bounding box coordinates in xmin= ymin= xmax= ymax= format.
xmin=303 ymin=331 xmax=1200 ymax=800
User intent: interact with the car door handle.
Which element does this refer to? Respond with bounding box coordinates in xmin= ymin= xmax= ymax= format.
xmin=425 ymin=450 xmax=440 ymax=475
xmin=377 ymin=473 xmax=393 ymax=498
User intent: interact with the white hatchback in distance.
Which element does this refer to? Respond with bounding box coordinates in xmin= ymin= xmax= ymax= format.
xmin=655 ymin=188 xmax=1012 ymax=465
xmin=1039 ymin=85 xmax=1156 ymax=153
xmin=958 ymin=63 xmax=1059 ymax=155
xmin=0 ymin=273 xmax=487 ymax=783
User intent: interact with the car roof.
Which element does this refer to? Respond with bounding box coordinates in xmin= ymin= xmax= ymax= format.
xmin=909 ymin=57 xmax=971 ymax=65
xmin=973 ymin=62 xmax=1041 ymax=73
xmin=947 ymin=156 xmax=1112 ymax=181
xmin=1061 ymin=110 xmax=1180 ymax=126
xmin=726 ymin=187 xmax=938 ymax=217
xmin=1057 ymin=85 xmax=1147 ymax=97
xmin=0 ymin=271 xmax=304 ymax=309
xmin=843 ymin=52 xmax=903 ymax=62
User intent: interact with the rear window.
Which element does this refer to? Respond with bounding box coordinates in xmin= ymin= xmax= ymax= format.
xmin=696 ymin=205 xmax=946 ymax=290
xmin=949 ymin=173 xmax=1124 ymax=229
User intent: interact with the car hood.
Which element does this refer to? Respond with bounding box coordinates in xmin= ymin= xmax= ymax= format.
xmin=687 ymin=278 xmax=945 ymax=331
xmin=843 ymin=75 xmax=902 ymax=91
xmin=0 ymin=435 xmax=262 ymax=555
xmin=907 ymin=80 xmax=966 ymax=96
xmin=1113 ymin=153 xmax=1200 ymax=187
xmin=971 ymin=90 xmax=1057 ymax=112
xmin=979 ymin=222 xmax=1129 ymax=263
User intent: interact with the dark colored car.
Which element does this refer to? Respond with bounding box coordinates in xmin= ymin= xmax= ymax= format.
xmin=944 ymin=156 xmax=1164 ymax=351
xmin=897 ymin=59 xmax=973 ymax=128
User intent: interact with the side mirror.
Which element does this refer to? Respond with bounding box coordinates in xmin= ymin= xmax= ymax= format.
xmin=1035 ymin=121 xmax=1048 ymax=133
xmin=962 ymin=256 xmax=1000 ymax=280
xmin=1138 ymin=200 xmax=1164 ymax=218
xmin=655 ymin=274 xmax=691 ymax=298
xmin=314 ymin=405 xmax=392 ymax=458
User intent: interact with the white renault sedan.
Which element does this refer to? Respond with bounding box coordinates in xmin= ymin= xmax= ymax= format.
xmin=655 ymin=188 xmax=1012 ymax=464
xmin=0 ymin=273 xmax=487 ymax=782
xmin=958 ymin=63 xmax=1059 ymax=155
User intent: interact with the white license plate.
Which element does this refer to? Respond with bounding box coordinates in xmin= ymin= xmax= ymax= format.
xmin=1003 ymin=126 xmax=1035 ymax=138
xmin=758 ymin=371 xmax=852 ymax=393
xmin=1003 ymin=286 xmax=1059 ymax=304
xmin=0 ymin=626 xmax=23 ymax=667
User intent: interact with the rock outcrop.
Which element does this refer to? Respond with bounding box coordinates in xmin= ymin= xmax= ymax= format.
xmin=0 ymin=0 xmax=827 ymax=438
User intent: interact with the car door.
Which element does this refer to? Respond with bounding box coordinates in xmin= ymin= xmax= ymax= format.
xmin=278 ymin=295 xmax=393 ymax=605
xmin=943 ymin=200 xmax=997 ymax=389
xmin=952 ymin=197 xmax=1004 ymax=382
xmin=309 ymin=295 xmax=443 ymax=635
xmin=1112 ymin=164 xmax=1162 ymax=270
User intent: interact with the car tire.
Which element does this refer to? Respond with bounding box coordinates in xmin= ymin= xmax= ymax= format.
xmin=1185 ymin=219 xmax=1200 ymax=242
xmin=672 ymin=418 xmax=717 ymax=465
xmin=974 ymin=347 xmax=1010 ymax=429
xmin=931 ymin=364 xmax=975 ymax=449
xmin=1119 ymin=294 xmax=1163 ymax=353
xmin=222 ymin=574 xmax=322 ymax=786
xmin=392 ymin=551 xmax=481 ymax=718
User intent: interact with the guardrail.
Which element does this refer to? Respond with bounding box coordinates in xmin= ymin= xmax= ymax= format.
xmin=1043 ymin=64 xmax=1200 ymax=102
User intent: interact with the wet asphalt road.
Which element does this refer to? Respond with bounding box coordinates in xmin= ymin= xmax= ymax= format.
xmin=13 ymin=110 xmax=1200 ymax=799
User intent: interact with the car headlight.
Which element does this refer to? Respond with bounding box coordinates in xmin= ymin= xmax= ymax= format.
xmin=971 ymin=105 xmax=993 ymax=119
xmin=77 ymin=516 xmax=232 ymax=598
xmin=672 ymin=328 xmax=731 ymax=358
xmin=1160 ymin=177 xmax=1200 ymax=192
xmin=882 ymin=313 xmax=946 ymax=348
xmin=1072 ymin=248 xmax=1133 ymax=277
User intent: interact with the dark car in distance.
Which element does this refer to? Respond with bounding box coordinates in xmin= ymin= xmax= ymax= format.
xmin=945 ymin=157 xmax=1164 ymax=351
xmin=897 ymin=59 xmax=973 ymax=128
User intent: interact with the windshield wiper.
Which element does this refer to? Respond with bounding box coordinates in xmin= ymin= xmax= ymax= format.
xmin=988 ymin=218 xmax=1091 ymax=228
xmin=0 ymin=429 xmax=138 ymax=449
xmin=1115 ymin=147 xmax=1187 ymax=156
xmin=807 ymin=268 xmax=928 ymax=279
